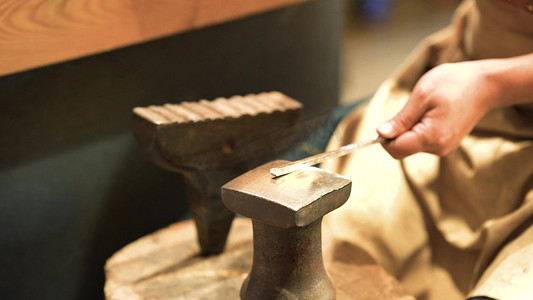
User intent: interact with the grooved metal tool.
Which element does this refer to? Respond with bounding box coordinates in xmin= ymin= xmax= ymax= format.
xmin=132 ymin=92 xmax=302 ymax=256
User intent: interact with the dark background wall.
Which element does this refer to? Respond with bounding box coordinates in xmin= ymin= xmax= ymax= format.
xmin=0 ymin=0 xmax=341 ymax=299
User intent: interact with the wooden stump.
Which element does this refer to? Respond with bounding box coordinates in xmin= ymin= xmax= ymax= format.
xmin=105 ymin=218 xmax=414 ymax=299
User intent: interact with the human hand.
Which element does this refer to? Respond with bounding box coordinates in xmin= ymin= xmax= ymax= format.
xmin=376 ymin=61 xmax=497 ymax=159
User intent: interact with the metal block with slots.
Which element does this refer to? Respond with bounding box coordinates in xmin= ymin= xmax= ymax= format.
xmin=132 ymin=92 xmax=302 ymax=255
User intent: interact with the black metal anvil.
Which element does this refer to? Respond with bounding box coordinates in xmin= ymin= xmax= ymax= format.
xmin=222 ymin=160 xmax=352 ymax=299
xmin=132 ymin=92 xmax=302 ymax=255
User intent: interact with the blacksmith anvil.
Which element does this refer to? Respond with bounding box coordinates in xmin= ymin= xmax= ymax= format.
xmin=132 ymin=92 xmax=302 ymax=255
xmin=222 ymin=160 xmax=352 ymax=299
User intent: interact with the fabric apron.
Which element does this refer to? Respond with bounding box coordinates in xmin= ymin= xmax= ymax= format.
xmin=322 ymin=0 xmax=533 ymax=299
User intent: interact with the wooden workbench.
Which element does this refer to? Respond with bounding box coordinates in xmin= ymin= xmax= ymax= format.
xmin=105 ymin=219 xmax=415 ymax=299
xmin=0 ymin=0 xmax=308 ymax=76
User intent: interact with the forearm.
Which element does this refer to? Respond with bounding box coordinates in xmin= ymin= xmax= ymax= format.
xmin=377 ymin=52 xmax=533 ymax=159
xmin=483 ymin=53 xmax=533 ymax=108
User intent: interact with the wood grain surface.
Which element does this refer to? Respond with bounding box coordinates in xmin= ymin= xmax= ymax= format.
xmin=105 ymin=219 xmax=415 ymax=299
xmin=0 ymin=0 xmax=308 ymax=77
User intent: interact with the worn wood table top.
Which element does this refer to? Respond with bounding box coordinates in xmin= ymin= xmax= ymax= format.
xmin=105 ymin=218 xmax=414 ymax=299
xmin=0 ymin=0 xmax=308 ymax=76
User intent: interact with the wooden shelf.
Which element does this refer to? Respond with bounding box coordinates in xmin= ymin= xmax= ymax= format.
xmin=0 ymin=0 xmax=308 ymax=77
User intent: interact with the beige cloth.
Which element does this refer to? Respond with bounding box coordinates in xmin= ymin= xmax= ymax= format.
xmin=322 ymin=1 xmax=533 ymax=299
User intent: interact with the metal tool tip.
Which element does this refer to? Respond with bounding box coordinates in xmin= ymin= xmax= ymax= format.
xmin=269 ymin=168 xmax=283 ymax=178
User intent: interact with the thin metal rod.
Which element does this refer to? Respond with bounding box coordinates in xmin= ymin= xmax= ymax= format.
xmin=270 ymin=137 xmax=385 ymax=177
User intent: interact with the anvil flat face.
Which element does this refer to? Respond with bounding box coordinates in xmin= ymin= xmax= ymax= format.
xmin=222 ymin=160 xmax=351 ymax=228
